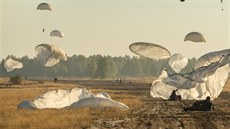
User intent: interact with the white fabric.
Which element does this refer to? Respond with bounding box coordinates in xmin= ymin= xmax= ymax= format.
xmin=184 ymin=32 xmax=206 ymax=43
xmin=35 ymin=44 xmax=67 ymax=67
xmin=194 ymin=49 xmax=230 ymax=70
xmin=50 ymin=30 xmax=64 ymax=38
xmin=69 ymin=97 xmax=129 ymax=110
xmin=4 ymin=58 xmax=23 ymax=72
xmin=168 ymin=53 xmax=188 ymax=73
xmin=150 ymin=49 xmax=230 ymax=100
xmin=17 ymin=100 xmax=36 ymax=109
xmin=33 ymin=88 xmax=93 ymax=109
xmin=37 ymin=3 xmax=52 ymax=11
xmin=129 ymin=42 xmax=171 ymax=60
xmin=31 ymin=87 xmax=128 ymax=110
xmin=95 ymin=92 xmax=112 ymax=100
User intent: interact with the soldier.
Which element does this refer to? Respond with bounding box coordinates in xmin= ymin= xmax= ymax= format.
xmin=169 ymin=90 xmax=177 ymax=101
xmin=184 ymin=96 xmax=213 ymax=111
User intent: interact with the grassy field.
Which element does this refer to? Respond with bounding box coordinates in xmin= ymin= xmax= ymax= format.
xmin=0 ymin=77 xmax=229 ymax=129
xmin=0 ymin=78 xmax=143 ymax=129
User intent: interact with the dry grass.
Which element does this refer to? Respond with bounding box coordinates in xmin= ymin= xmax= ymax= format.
xmin=1 ymin=77 xmax=229 ymax=129
xmin=0 ymin=78 xmax=143 ymax=129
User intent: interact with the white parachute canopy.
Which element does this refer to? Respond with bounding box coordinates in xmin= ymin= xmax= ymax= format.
xmin=18 ymin=87 xmax=129 ymax=110
xmin=50 ymin=30 xmax=64 ymax=38
xmin=129 ymin=42 xmax=171 ymax=60
xmin=150 ymin=49 xmax=230 ymax=100
xmin=37 ymin=2 xmax=52 ymax=33
xmin=33 ymin=87 xmax=94 ymax=109
xmin=35 ymin=44 xmax=67 ymax=67
xmin=37 ymin=3 xmax=52 ymax=11
xmin=4 ymin=58 xmax=23 ymax=72
xmin=184 ymin=32 xmax=206 ymax=43
xmin=69 ymin=97 xmax=129 ymax=110
xmin=168 ymin=53 xmax=188 ymax=73
xmin=194 ymin=49 xmax=230 ymax=70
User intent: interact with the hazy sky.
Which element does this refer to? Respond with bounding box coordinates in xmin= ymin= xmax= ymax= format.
xmin=0 ymin=0 xmax=229 ymax=60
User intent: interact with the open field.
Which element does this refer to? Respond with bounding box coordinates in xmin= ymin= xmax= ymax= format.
xmin=0 ymin=77 xmax=229 ymax=129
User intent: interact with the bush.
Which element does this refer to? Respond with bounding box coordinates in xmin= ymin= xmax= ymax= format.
xmin=10 ymin=75 xmax=22 ymax=84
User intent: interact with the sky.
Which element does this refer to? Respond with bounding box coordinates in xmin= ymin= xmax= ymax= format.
xmin=0 ymin=0 xmax=229 ymax=60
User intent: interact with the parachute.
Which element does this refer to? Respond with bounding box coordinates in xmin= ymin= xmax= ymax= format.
xmin=37 ymin=3 xmax=52 ymax=33
xmin=4 ymin=58 xmax=23 ymax=72
xmin=17 ymin=100 xmax=36 ymax=110
xmin=50 ymin=30 xmax=64 ymax=38
xmin=150 ymin=49 xmax=230 ymax=100
xmin=69 ymin=97 xmax=129 ymax=110
xmin=37 ymin=3 xmax=52 ymax=11
xmin=129 ymin=42 xmax=171 ymax=60
xmin=33 ymin=87 xmax=94 ymax=109
xmin=194 ymin=49 xmax=230 ymax=70
xmin=35 ymin=44 xmax=67 ymax=67
xmin=18 ymin=87 xmax=129 ymax=110
xmin=184 ymin=32 xmax=206 ymax=43
xmin=168 ymin=53 xmax=188 ymax=73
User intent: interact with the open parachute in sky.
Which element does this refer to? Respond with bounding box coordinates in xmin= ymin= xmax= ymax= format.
xmin=37 ymin=2 xmax=52 ymax=33
xmin=50 ymin=30 xmax=64 ymax=38
xmin=4 ymin=58 xmax=23 ymax=72
xmin=35 ymin=44 xmax=67 ymax=67
xmin=168 ymin=53 xmax=188 ymax=73
xmin=37 ymin=3 xmax=52 ymax=11
xmin=184 ymin=32 xmax=206 ymax=43
xmin=129 ymin=42 xmax=171 ymax=60
xmin=129 ymin=42 xmax=188 ymax=73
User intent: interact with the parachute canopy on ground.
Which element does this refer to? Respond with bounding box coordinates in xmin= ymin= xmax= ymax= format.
xmin=18 ymin=87 xmax=129 ymax=110
xmin=168 ymin=53 xmax=188 ymax=73
xmin=33 ymin=87 xmax=93 ymax=109
xmin=150 ymin=49 xmax=230 ymax=100
xmin=17 ymin=100 xmax=36 ymax=110
xmin=35 ymin=44 xmax=67 ymax=67
xmin=37 ymin=3 xmax=52 ymax=11
xmin=129 ymin=42 xmax=171 ymax=60
xmin=184 ymin=32 xmax=206 ymax=43
xmin=50 ymin=30 xmax=64 ymax=38
xmin=4 ymin=58 xmax=23 ymax=72
xmin=69 ymin=97 xmax=129 ymax=110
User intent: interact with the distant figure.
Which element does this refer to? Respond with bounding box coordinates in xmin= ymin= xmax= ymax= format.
xmin=54 ymin=77 xmax=58 ymax=83
xmin=169 ymin=90 xmax=177 ymax=101
xmin=117 ymin=78 xmax=122 ymax=83
xmin=42 ymin=28 xmax=45 ymax=32
xmin=184 ymin=96 xmax=213 ymax=111
xmin=119 ymin=79 xmax=122 ymax=83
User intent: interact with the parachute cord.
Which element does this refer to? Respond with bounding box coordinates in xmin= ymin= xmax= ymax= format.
xmin=221 ymin=0 xmax=224 ymax=11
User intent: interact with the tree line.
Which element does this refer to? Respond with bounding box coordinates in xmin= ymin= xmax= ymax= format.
xmin=0 ymin=55 xmax=196 ymax=78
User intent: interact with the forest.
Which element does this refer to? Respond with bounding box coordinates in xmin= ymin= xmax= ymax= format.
xmin=0 ymin=55 xmax=196 ymax=79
